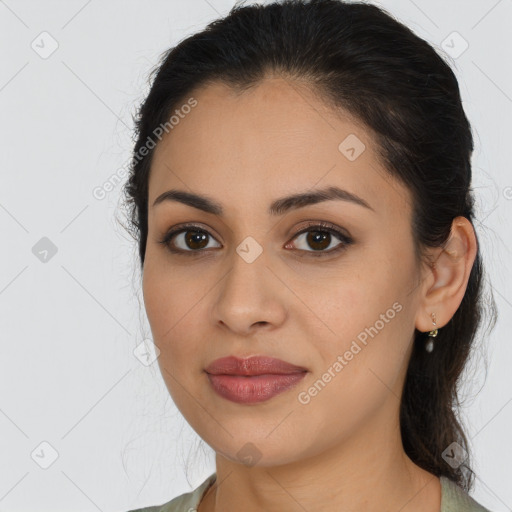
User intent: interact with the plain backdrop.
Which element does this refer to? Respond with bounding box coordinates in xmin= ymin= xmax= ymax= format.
xmin=1 ymin=0 xmax=511 ymax=511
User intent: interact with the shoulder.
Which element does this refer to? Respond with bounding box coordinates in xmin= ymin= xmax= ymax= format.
xmin=126 ymin=473 xmax=492 ymax=512
xmin=125 ymin=473 xmax=217 ymax=512
xmin=440 ymin=476 xmax=492 ymax=512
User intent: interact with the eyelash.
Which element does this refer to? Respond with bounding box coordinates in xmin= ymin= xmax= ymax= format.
xmin=157 ymin=221 xmax=353 ymax=258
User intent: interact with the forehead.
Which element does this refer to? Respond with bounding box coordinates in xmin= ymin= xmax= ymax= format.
xmin=148 ymin=77 xmax=410 ymax=217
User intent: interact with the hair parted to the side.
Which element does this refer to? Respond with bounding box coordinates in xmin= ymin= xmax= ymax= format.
xmin=121 ymin=0 xmax=498 ymax=492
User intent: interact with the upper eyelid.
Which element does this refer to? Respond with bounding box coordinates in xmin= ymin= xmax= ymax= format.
xmin=166 ymin=221 xmax=346 ymax=239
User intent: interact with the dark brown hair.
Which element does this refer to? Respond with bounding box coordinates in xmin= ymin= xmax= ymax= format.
xmin=121 ymin=0 xmax=497 ymax=491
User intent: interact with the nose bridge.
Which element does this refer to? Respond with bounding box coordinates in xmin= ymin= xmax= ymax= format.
xmin=223 ymin=237 xmax=269 ymax=303
xmin=213 ymin=237 xmax=286 ymax=332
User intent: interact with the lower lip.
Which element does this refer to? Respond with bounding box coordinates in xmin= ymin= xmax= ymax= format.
xmin=206 ymin=372 xmax=307 ymax=404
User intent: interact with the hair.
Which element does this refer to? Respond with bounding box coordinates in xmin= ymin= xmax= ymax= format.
xmin=121 ymin=0 xmax=498 ymax=492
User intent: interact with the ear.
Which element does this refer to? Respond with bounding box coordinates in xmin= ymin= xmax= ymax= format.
xmin=415 ymin=216 xmax=478 ymax=333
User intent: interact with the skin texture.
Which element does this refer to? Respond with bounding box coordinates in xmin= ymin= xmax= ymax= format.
xmin=142 ymin=77 xmax=477 ymax=512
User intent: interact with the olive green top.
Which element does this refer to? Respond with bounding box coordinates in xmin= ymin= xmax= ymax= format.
xmin=126 ymin=473 xmax=491 ymax=512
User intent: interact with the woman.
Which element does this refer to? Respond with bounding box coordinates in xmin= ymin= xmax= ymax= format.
xmin=122 ymin=0 xmax=497 ymax=510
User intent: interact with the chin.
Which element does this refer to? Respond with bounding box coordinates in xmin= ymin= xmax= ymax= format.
xmin=202 ymin=430 xmax=308 ymax=468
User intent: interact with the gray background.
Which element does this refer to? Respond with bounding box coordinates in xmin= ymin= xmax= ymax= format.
xmin=0 ymin=0 xmax=511 ymax=511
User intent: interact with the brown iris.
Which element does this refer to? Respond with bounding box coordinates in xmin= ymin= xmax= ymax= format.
xmin=185 ymin=230 xmax=209 ymax=250
xmin=306 ymin=231 xmax=331 ymax=251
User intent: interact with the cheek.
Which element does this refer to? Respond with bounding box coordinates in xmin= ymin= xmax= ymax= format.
xmin=142 ymin=258 xmax=211 ymax=385
xmin=143 ymin=255 xmax=198 ymax=340
xmin=142 ymin=264 xmax=202 ymax=402
xmin=309 ymin=257 xmax=414 ymax=372
xmin=295 ymin=292 xmax=411 ymax=439
xmin=142 ymin=264 xmax=171 ymax=340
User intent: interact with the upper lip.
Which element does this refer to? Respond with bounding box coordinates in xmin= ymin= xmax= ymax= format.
xmin=205 ymin=356 xmax=307 ymax=376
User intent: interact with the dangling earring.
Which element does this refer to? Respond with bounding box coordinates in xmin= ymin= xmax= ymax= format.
xmin=425 ymin=312 xmax=438 ymax=353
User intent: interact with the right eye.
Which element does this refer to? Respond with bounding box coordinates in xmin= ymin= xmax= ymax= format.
xmin=158 ymin=225 xmax=222 ymax=254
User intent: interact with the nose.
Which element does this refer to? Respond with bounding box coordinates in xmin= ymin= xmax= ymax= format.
xmin=212 ymin=247 xmax=287 ymax=336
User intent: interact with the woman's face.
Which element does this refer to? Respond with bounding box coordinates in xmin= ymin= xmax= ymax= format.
xmin=142 ymin=77 xmax=428 ymax=466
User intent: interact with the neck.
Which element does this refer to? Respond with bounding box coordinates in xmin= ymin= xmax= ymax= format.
xmin=198 ymin=409 xmax=441 ymax=512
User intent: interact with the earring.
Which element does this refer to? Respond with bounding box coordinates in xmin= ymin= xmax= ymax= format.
xmin=425 ymin=312 xmax=438 ymax=353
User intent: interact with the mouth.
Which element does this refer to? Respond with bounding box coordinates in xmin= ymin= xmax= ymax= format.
xmin=205 ymin=355 xmax=308 ymax=404
xmin=205 ymin=355 xmax=308 ymax=376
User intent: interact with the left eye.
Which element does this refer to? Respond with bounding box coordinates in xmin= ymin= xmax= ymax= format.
xmin=286 ymin=225 xmax=352 ymax=254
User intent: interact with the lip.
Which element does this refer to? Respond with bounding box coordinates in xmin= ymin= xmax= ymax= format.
xmin=205 ymin=355 xmax=307 ymax=375
xmin=205 ymin=356 xmax=308 ymax=404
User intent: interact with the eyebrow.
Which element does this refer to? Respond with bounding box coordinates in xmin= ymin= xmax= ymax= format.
xmin=152 ymin=185 xmax=374 ymax=215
